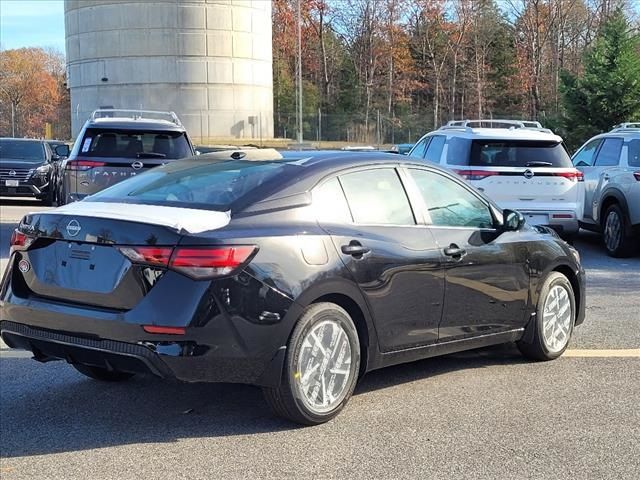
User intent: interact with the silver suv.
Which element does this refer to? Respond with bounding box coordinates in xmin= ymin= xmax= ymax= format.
xmin=572 ymin=123 xmax=640 ymax=257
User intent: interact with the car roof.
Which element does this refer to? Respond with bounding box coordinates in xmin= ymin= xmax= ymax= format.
xmin=422 ymin=128 xmax=563 ymax=143
xmin=84 ymin=117 xmax=186 ymax=132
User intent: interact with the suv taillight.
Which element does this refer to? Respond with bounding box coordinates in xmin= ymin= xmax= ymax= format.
xmin=66 ymin=160 xmax=106 ymax=171
xmin=118 ymin=245 xmax=257 ymax=279
xmin=452 ymin=169 xmax=499 ymax=181
xmin=553 ymin=171 xmax=584 ymax=182
xmin=10 ymin=229 xmax=34 ymax=252
xmin=634 ymin=172 xmax=640 ymax=181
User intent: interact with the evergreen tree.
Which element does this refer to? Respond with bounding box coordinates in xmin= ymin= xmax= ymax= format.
xmin=561 ymin=8 xmax=640 ymax=148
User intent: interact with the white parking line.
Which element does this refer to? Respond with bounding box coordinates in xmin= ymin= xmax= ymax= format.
xmin=563 ymin=349 xmax=640 ymax=358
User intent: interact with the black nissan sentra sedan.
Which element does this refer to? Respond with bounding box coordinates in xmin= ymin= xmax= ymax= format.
xmin=0 ymin=152 xmax=585 ymax=425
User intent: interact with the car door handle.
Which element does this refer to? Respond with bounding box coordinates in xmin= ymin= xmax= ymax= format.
xmin=443 ymin=245 xmax=466 ymax=258
xmin=341 ymin=242 xmax=370 ymax=257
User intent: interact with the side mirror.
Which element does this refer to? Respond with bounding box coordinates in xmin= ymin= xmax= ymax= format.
xmin=51 ymin=154 xmax=60 ymax=162
xmin=55 ymin=144 xmax=70 ymax=158
xmin=503 ymin=209 xmax=525 ymax=232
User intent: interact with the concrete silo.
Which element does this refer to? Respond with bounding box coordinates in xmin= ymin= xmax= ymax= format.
xmin=64 ymin=0 xmax=274 ymax=142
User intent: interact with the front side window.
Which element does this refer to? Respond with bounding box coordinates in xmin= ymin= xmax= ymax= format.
xmin=424 ymin=135 xmax=446 ymax=163
xmin=80 ymin=129 xmax=191 ymax=159
xmin=594 ymin=138 xmax=623 ymax=167
xmin=572 ymin=139 xmax=602 ymax=167
xmin=409 ymin=169 xmax=494 ymax=229
xmin=313 ymin=177 xmax=352 ymax=223
xmin=339 ymin=168 xmax=415 ymax=225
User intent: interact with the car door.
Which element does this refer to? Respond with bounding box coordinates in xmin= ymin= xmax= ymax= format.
xmin=590 ymin=138 xmax=625 ymax=222
xmin=314 ymin=168 xmax=444 ymax=352
xmin=404 ymin=167 xmax=530 ymax=341
xmin=573 ymin=138 xmax=602 ymax=221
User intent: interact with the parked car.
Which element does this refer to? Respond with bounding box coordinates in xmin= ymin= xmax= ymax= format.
xmin=2 ymin=152 xmax=585 ymax=424
xmin=389 ymin=143 xmax=414 ymax=155
xmin=0 ymin=138 xmax=64 ymax=205
xmin=58 ymin=109 xmax=195 ymax=204
xmin=409 ymin=119 xmax=585 ymax=239
xmin=572 ymin=123 xmax=640 ymax=256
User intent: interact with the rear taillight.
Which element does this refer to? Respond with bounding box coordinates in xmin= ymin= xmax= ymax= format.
xmin=452 ymin=169 xmax=499 ymax=181
xmin=634 ymin=172 xmax=640 ymax=181
xmin=118 ymin=247 xmax=173 ymax=267
xmin=66 ymin=160 xmax=106 ymax=171
xmin=10 ymin=229 xmax=33 ymax=252
xmin=553 ymin=171 xmax=584 ymax=182
xmin=118 ymin=245 xmax=257 ymax=279
xmin=170 ymin=246 xmax=256 ymax=279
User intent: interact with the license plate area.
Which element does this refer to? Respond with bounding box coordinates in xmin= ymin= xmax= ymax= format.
xmin=524 ymin=214 xmax=549 ymax=226
xmin=5 ymin=180 xmax=19 ymax=187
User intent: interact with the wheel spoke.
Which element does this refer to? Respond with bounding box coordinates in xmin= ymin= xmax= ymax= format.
xmin=541 ymin=285 xmax=573 ymax=354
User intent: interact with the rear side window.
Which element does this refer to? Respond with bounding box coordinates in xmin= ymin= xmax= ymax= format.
xmin=87 ymin=160 xmax=301 ymax=211
xmin=424 ymin=135 xmax=446 ymax=163
xmin=339 ymin=169 xmax=415 ymax=225
xmin=628 ymin=139 xmax=640 ymax=167
xmin=313 ymin=178 xmax=352 ymax=223
xmin=594 ymin=138 xmax=623 ymax=166
xmin=80 ymin=129 xmax=191 ymax=159
xmin=572 ymin=139 xmax=602 ymax=167
xmin=446 ymin=137 xmax=472 ymax=165
xmin=469 ymin=140 xmax=572 ymax=168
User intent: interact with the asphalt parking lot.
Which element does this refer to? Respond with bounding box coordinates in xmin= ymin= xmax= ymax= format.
xmin=1 ymin=199 xmax=638 ymax=479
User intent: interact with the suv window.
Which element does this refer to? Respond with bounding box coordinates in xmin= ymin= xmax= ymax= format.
xmin=469 ymin=140 xmax=572 ymax=167
xmin=339 ymin=168 xmax=415 ymax=225
xmin=628 ymin=139 xmax=640 ymax=167
xmin=446 ymin=137 xmax=472 ymax=166
xmin=313 ymin=177 xmax=352 ymax=223
xmin=409 ymin=137 xmax=429 ymax=158
xmin=80 ymin=129 xmax=191 ymax=159
xmin=409 ymin=169 xmax=494 ymax=229
xmin=572 ymin=138 xmax=602 ymax=167
xmin=594 ymin=138 xmax=623 ymax=167
xmin=424 ymin=135 xmax=446 ymax=163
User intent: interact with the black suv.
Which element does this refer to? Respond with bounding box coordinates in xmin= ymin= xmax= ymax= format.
xmin=59 ymin=109 xmax=195 ymax=204
xmin=0 ymin=138 xmax=66 ymax=205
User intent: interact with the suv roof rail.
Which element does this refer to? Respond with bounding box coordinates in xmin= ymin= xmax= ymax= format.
xmin=441 ymin=119 xmax=553 ymax=133
xmin=611 ymin=122 xmax=640 ymax=132
xmin=90 ymin=109 xmax=183 ymax=126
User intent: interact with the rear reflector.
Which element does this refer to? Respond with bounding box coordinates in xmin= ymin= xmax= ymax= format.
xmin=552 ymin=171 xmax=584 ymax=182
xmin=66 ymin=160 xmax=106 ymax=171
xmin=452 ymin=169 xmax=499 ymax=181
xmin=10 ymin=229 xmax=33 ymax=251
xmin=170 ymin=246 xmax=256 ymax=279
xmin=143 ymin=325 xmax=186 ymax=335
xmin=552 ymin=214 xmax=574 ymax=219
xmin=118 ymin=246 xmax=173 ymax=267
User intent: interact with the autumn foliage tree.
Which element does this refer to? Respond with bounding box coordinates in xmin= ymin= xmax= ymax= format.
xmin=0 ymin=47 xmax=69 ymax=139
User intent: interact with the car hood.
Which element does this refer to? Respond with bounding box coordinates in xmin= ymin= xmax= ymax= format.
xmin=0 ymin=159 xmax=45 ymax=169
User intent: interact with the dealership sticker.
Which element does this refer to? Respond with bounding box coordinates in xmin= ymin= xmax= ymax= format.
xmin=81 ymin=137 xmax=92 ymax=152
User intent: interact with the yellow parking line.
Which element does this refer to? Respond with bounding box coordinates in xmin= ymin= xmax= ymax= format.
xmin=564 ymin=349 xmax=640 ymax=358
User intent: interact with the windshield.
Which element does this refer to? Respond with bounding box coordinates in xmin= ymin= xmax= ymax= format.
xmin=0 ymin=139 xmax=45 ymax=162
xmin=87 ymin=160 xmax=302 ymax=211
xmin=79 ymin=129 xmax=191 ymax=159
xmin=469 ymin=140 xmax=572 ymax=168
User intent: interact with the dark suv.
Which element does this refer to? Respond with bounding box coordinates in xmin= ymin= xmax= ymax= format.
xmin=0 ymin=138 xmax=65 ymax=205
xmin=59 ymin=109 xmax=195 ymax=204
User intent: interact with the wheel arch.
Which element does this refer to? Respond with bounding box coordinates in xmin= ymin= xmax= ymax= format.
xmin=552 ymin=264 xmax=582 ymax=326
xmin=599 ymin=188 xmax=629 ymax=226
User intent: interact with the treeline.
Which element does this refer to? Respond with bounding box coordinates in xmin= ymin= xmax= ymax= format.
xmin=273 ymin=0 xmax=640 ymax=147
xmin=0 ymin=47 xmax=70 ymax=140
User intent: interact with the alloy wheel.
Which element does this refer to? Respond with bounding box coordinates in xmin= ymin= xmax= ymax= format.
xmin=541 ymin=285 xmax=572 ymax=353
xmin=604 ymin=210 xmax=622 ymax=252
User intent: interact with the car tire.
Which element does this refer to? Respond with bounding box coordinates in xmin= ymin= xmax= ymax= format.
xmin=73 ymin=364 xmax=135 ymax=382
xmin=517 ymin=272 xmax=575 ymax=361
xmin=263 ymin=302 xmax=360 ymax=425
xmin=602 ymin=204 xmax=635 ymax=257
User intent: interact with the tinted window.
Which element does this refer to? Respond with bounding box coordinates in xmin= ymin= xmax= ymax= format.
xmin=469 ymin=140 xmax=572 ymax=167
xmin=409 ymin=137 xmax=429 ymax=158
xmin=425 ymin=135 xmax=446 ymax=163
xmin=313 ymin=178 xmax=352 ymax=223
xmin=446 ymin=137 xmax=471 ymax=165
xmin=594 ymin=138 xmax=623 ymax=166
xmin=0 ymin=139 xmax=45 ymax=162
xmin=87 ymin=160 xmax=301 ymax=211
xmin=340 ymin=169 xmax=415 ymax=225
xmin=410 ymin=169 xmax=494 ymax=228
xmin=572 ymin=139 xmax=602 ymax=167
xmin=628 ymin=139 xmax=640 ymax=167
xmin=80 ymin=129 xmax=191 ymax=159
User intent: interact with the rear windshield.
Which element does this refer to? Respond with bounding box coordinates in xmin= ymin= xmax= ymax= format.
xmin=86 ymin=160 xmax=302 ymax=211
xmin=80 ymin=129 xmax=191 ymax=159
xmin=469 ymin=140 xmax=572 ymax=168
xmin=0 ymin=139 xmax=45 ymax=162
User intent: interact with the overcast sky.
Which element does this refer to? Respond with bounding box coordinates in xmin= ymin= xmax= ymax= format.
xmin=0 ymin=0 xmax=65 ymax=52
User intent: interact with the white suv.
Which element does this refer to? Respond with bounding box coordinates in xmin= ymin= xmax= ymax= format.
xmin=408 ymin=119 xmax=584 ymax=238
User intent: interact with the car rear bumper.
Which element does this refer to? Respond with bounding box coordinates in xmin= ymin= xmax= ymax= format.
xmin=516 ymin=209 xmax=580 ymax=235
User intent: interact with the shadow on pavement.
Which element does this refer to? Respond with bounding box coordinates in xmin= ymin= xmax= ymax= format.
xmin=0 ymin=344 xmax=527 ymax=458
